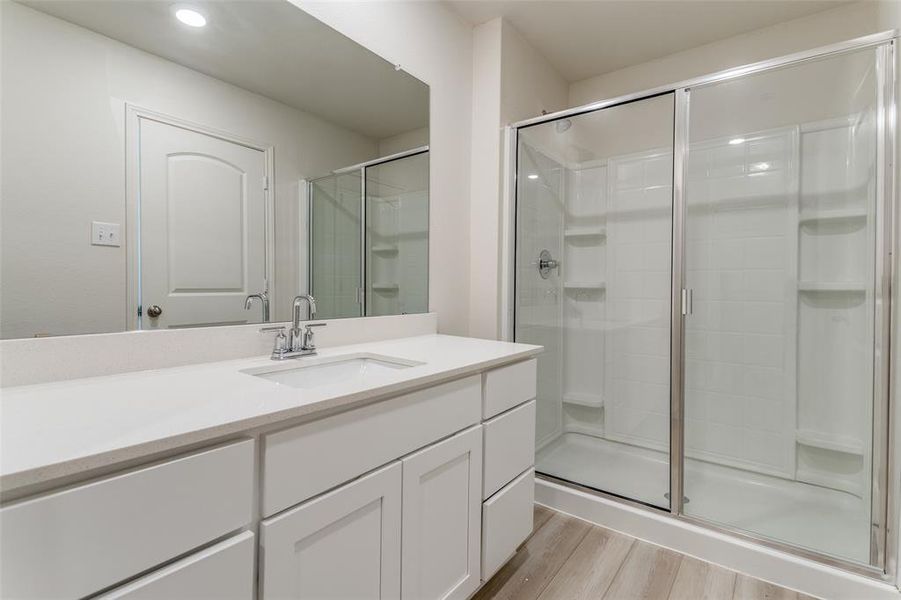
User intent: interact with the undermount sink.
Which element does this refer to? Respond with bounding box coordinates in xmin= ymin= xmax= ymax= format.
xmin=242 ymin=353 xmax=423 ymax=389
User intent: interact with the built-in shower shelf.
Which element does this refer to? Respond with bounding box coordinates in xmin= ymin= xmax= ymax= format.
xmin=797 ymin=282 xmax=866 ymax=293
xmin=564 ymin=226 xmax=607 ymax=239
xmin=371 ymin=244 xmax=398 ymax=254
xmin=563 ymin=392 xmax=604 ymax=408
xmin=796 ymin=430 xmax=865 ymax=455
xmin=371 ymin=283 xmax=399 ymax=292
xmin=798 ymin=208 xmax=867 ymax=225
xmin=564 ymin=281 xmax=606 ymax=290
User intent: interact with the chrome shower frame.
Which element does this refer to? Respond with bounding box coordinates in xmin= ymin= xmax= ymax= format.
xmin=502 ymin=30 xmax=898 ymax=582
xmin=307 ymin=145 xmax=429 ymax=318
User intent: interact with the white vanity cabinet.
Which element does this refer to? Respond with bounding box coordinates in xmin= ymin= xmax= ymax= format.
xmin=261 ymin=425 xmax=484 ymax=600
xmin=0 ymin=439 xmax=254 ymax=599
xmin=479 ymin=360 xmax=538 ymax=581
xmin=256 ymin=359 xmax=536 ymax=600
xmin=260 ymin=462 xmax=403 ymax=599
xmin=1 ymin=354 xmax=539 ymax=600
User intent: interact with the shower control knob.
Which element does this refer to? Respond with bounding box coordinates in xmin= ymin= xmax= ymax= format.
xmin=537 ymin=249 xmax=560 ymax=279
xmin=146 ymin=305 xmax=163 ymax=318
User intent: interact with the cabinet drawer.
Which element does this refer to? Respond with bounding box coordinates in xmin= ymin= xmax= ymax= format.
xmin=482 ymin=359 xmax=536 ymax=419
xmin=483 ymin=400 xmax=535 ymax=499
xmin=98 ymin=532 xmax=254 ymax=600
xmin=0 ymin=439 xmax=254 ymax=599
xmin=481 ymin=469 xmax=534 ymax=581
xmin=263 ymin=375 xmax=481 ymax=516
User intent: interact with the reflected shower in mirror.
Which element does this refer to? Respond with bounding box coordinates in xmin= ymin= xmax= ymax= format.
xmin=0 ymin=0 xmax=429 ymax=339
xmin=309 ymin=149 xmax=429 ymax=320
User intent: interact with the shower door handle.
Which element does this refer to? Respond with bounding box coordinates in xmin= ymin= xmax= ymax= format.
xmin=681 ymin=288 xmax=693 ymax=316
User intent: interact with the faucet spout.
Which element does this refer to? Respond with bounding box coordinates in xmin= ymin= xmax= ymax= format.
xmin=244 ymin=292 xmax=270 ymax=322
xmin=289 ymin=295 xmax=317 ymax=351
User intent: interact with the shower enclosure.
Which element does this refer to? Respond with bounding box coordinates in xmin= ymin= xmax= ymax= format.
xmin=510 ymin=33 xmax=895 ymax=576
xmin=309 ymin=148 xmax=429 ymax=319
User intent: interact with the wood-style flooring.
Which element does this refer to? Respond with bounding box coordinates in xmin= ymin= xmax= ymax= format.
xmin=473 ymin=505 xmax=818 ymax=600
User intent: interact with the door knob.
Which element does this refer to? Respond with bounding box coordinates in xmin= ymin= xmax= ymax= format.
xmin=146 ymin=305 xmax=163 ymax=318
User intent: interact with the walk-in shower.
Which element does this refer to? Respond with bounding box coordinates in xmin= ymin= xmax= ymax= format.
xmin=309 ymin=148 xmax=429 ymax=319
xmin=510 ymin=33 xmax=895 ymax=576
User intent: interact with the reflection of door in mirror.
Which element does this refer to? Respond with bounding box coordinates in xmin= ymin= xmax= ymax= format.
xmin=137 ymin=116 xmax=270 ymax=329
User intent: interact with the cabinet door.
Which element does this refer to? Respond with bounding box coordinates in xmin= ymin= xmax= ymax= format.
xmin=401 ymin=426 xmax=482 ymax=600
xmin=260 ymin=462 xmax=402 ymax=600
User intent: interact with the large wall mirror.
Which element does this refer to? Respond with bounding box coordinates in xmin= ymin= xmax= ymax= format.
xmin=0 ymin=0 xmax=429 ymax=338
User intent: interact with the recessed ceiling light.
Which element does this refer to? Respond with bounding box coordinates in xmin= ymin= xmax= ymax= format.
xmin=728 ymin=137 xmax=746 ymax=145
xmin=175 ymin=7 xmax=207 ymax=27
xmin=527 ymin=174 xmax=539 ymax=180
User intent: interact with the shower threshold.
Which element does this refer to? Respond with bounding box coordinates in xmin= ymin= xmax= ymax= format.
xmin=536 ymin=432 xmax=870 ymax=564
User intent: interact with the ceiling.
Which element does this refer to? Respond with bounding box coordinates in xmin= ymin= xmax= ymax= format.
xmin=22 ymin=0 xmax=429 ymax=140
xmin=447 ymin=0 xmax=850 ymax=82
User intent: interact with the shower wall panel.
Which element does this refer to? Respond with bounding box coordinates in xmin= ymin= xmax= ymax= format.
xmin=604 ymin=150 xmax=674 ymax=453
xmin=684 ymin=128 xmax=798 ymax=478
xmin=562 ymin=163 xmax=607 ymax=435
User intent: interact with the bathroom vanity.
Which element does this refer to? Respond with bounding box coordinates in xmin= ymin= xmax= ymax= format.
xmin=0 ymin=334 xmax=539 ymax=599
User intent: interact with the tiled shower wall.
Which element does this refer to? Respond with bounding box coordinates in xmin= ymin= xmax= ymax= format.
xmin=603 ymin=151 xmax=674 ymax=453
xmin=683 ymin=128 xmax=798 ymax=478
xmin=542 ymin=117 xmax=873 ymax=495
xmin=561 ymin=164 xmax=607 ymax=436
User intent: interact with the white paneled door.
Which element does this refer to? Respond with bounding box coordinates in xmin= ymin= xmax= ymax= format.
xmin=139 ymin=117 xmax=268 ymax=329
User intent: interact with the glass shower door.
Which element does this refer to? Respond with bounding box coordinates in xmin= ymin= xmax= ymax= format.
xmin=681 ymin=46 xmax=885 ymax=564
xmin=364 ymin=151 xmax=429 ymax=316
xmin=310 ymin=171 xmax=363 ymax=319
xmin=518 ymin=93 xmax=675 ymax=508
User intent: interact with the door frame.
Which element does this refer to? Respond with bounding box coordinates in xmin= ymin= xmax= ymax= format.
xmin=499 ymin=30 xmax=898 ymax=581
xmin=125 ymin=104 xmax=275 ymax=330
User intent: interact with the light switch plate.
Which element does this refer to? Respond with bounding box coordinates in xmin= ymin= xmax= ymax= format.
xmin=91 ymin=221 xmax=121 ymax=247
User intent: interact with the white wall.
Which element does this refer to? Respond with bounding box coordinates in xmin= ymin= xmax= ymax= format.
xmin=468 ymin=19 xmax=568 ymax=340
xmin=378 ymin=127 xmax=429 ymax=157
xmin=296 ymin=0 xmax=474 ymax=335
xmin=570 ymin=1 xmax=899 ymax=106
xmin=468 ymin=19 xmax=504 ymax=340
xmin=0 ymin=1 xmax=380 ymax=338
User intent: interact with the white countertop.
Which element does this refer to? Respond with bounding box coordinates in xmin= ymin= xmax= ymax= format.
xmin=0 ymin=334 xmax=541 ymax=493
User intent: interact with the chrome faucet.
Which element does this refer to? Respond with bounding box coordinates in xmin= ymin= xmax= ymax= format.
xmin=260 ymin=294 xmax=326 ymax=360
xmin=244 ymin=292 xmax=270 ymax=322
xmin=289 ymin=295 xmax=317 ymax=351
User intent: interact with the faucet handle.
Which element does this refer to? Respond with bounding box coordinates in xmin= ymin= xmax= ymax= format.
xmin=301 ymin=323 xmax=326 ymax=351
xmin=266 ymin=328 xmax=289 ymax=360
